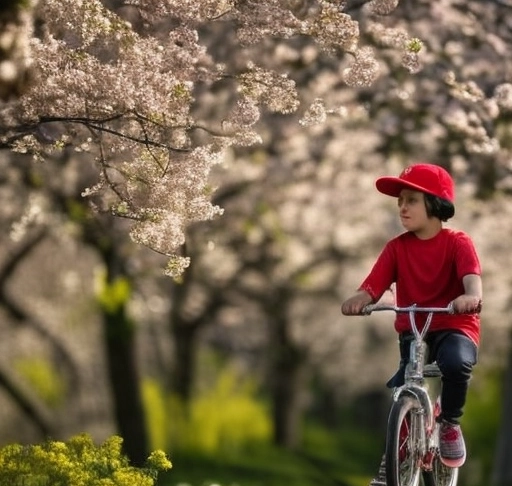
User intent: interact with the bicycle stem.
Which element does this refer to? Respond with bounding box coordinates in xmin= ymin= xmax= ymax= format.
xmin=405 ymin=340 xmax=427 ymax=382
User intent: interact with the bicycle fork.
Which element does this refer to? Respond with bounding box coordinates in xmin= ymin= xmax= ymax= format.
xmin=394 ymin=384 xmax=437 ymax=471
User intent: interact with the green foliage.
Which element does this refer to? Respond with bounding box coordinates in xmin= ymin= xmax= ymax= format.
xmin=169 ymin=367 xmax=272 ymax=455
xmin=143 ymin=366 xmax=271 ymax=456
xmin=0 ymin=434 xmax=171 ymax=486
xmin=15 ymin=357 xmax=66 ymax=407
xmin=143 ymin=379 xmax=170 ymax=451
xmin=95 ymin=272 xmax=132 ymax=314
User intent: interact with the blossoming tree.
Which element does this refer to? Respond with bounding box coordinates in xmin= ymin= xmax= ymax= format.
xmin=0 ymin=0 xmax=427 ymax=277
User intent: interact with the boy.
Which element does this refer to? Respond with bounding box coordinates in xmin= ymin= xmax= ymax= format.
xmin=341 ymin=163 xmax=482 ymax=468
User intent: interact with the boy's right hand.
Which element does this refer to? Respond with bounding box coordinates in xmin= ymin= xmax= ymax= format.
xmin=341 ymin=291 xmax=373 ymax=315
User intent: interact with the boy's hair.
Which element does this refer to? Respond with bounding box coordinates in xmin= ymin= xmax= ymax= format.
xmin=424 ymin=193 xmax=455 ymax=221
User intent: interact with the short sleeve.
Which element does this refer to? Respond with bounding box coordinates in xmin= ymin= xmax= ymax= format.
xmin=359 ymin=241 xmax=397 ymax=301
xmin=454 ymin=232 xmax=481 ymax=278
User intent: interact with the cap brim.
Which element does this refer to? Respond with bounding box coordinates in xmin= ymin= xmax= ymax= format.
xmin=375 ymin=177 xmax=436 ymax=198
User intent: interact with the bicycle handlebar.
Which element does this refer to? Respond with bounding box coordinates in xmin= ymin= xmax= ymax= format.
xmin=362 ymin=303 xmax=455 ymax=315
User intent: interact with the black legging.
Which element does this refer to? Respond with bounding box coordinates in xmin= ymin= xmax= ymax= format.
xmin=426 ymin=331 xmax=478 ymax=423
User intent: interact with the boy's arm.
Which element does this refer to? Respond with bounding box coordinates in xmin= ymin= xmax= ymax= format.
xmin=451 ymin=274 xmax=482 ymax=313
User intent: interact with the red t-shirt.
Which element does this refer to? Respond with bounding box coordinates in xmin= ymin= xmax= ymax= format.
xmin=359 ymin=229 xmax=481 ymax=345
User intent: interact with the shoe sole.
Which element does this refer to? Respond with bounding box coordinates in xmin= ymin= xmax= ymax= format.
xmin=440 ymin=454 xmax=466 ymax=468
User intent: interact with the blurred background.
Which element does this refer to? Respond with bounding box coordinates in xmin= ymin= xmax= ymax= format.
xmin=1 ymin=1 xmax=512 ymax=486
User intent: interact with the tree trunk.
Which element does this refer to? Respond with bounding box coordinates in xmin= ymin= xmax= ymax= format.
xmin=267 ymin=294 xmax=307 ymax=449
xmin=99 ymin=253 xmax=149 ymax=467
xmin=102 ymin=306 xmax=148 ymax=466
xmin=169 ymin=320 xmax=198 ymax=403
xmin=166 ymin=262 xmax=222 ymax=403
xmin=270 ymin=342 xmax=307 ymax=448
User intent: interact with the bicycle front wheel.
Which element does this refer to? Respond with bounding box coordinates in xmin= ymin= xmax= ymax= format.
xmin=385 ymin=395 xmax=422 ymax=486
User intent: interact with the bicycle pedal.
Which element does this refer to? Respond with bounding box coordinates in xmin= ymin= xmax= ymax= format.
xmin=423 ymin=363 xmax=441 ymax=377
xmin=369 ymin=478 xmax=386 ymax=486
xmin=369 ymin=455 xmax=387 ymax=485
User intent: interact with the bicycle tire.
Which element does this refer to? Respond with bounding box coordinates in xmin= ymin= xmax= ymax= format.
xmin=385 ymin=395 xmax=422 ymax=486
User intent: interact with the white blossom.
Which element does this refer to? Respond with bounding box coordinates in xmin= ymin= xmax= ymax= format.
xmin=494 ymin=83 xmax=512 ymax=112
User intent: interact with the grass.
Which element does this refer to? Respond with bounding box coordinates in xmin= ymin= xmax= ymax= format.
xmin=157 ymin=423 xmax=383 ymax=486
xmin=155 ymin=402 xmax=498 ymax=486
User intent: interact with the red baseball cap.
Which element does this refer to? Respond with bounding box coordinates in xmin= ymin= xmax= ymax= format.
xmin=375 ymin=163 xmax=455 ymax=203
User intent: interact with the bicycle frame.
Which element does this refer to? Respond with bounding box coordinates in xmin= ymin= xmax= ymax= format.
xmin=364 ymin=303 xmax=457 ymax=486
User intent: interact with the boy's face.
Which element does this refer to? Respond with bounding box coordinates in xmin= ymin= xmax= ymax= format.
xmin=397 ymin=189 xmax=439 ymax=237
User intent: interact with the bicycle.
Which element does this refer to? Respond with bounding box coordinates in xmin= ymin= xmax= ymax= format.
xmin=363 ymin=304 xmax=459 ymax=486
